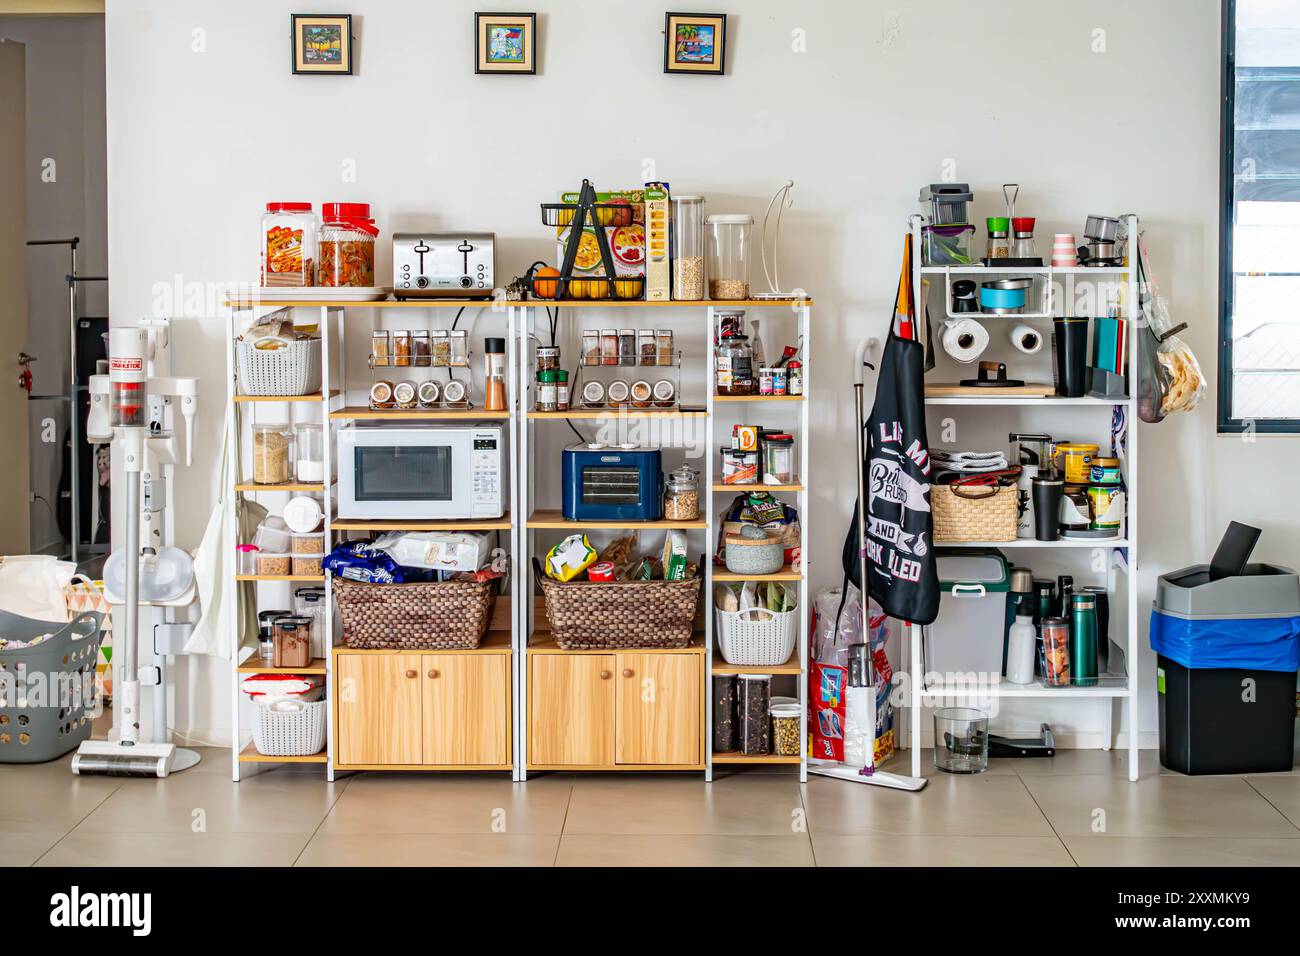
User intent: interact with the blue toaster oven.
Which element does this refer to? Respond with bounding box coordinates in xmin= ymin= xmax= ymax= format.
xmin=562 ymin=445 xmax=662 ymax=521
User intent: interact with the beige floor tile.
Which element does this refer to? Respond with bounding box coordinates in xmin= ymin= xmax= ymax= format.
xmin=296 ymin=833 xmax=560 ymax=866
xmin=1012 ymin=748 xmax=1159 ymax=777
xmin=556 ymin=833 xmax=815 ymax=866
xmin=74 ymin=770 xmax=346 ymax=834
xmin=564 ymin=774 xmax=803 ymax=835
xmin=812 ymin=832 xmax=1075 ymax=867
xmin=1245 ymin=774 xmax=1300 ymax=826
xmin=1022 ymin=774 xmax=1299 ymax=837
xmin=320 ymin=773 xmax=572 ymax=834
xmin=1064 ymin=835 xmax=1300 ymax=866
xmin=0 ymin=769 xmax=122 ymax=832
xmin=803 ymin=772 xmax=1053 ymax=836
xmin=35 ymin=830 xmax=311 ymax=867
xmin=0 ymin=831 xmax=67 ymax=866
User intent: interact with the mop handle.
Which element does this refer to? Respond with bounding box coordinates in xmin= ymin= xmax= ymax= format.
xmin=853 ymin=376 xmax=877 ymax=774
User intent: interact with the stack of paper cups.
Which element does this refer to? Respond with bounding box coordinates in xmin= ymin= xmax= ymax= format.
xmin=1052 ymin=233 xmax=1078 ymax=267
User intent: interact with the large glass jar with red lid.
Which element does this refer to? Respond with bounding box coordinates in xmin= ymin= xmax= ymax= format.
xmin=319 ymin=202 xmax=378 ymax=287
xmin=261 ymin=201 xmax=318 ymax=287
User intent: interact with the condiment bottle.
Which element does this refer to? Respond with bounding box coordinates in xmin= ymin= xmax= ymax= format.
xmin=484 ymin=336 xmax=507 ymax=412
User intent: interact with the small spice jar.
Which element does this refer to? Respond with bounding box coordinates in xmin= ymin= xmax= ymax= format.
xmin=393 ymin=380 xmax=418 ymax=410
xmin=618 ymin=329 xmax=637 ymax=367
xmin=449 ymin=329 xmax=469 ymax=367
xmin=656 ymin=329 xmax=674 ymax=366
xmin=663 ymin=465 xmax=699 ymax=521
xmin=555 ymin=370 xmax=570 ymax=411
xmin=371 ymin=330 xmax=391 ymax=367
xmin=417 ymin=380 xmax=440 ymax=408
xmin=582 ymin=380 xmax=606 ymax=408
xmin=713 ymin=674 xmax=737 ymax=753
xmin=787 ymin=359 xmax=804 ymax=396
xmin=442 ymin=379 xmax=467 ymax=406
xmin=738 ymin=674 xmax=772 ymax=754
xmin=252 ymin=423 xmax=293 ymax=485
xmin=629 ymin=380 xmax=653 ymax=408
xmin=639 ymin=330 xmax=657 ymax=366
xmin=430 ymin=330 xmax=450 ymax=367
xmin=601 ymin=329 xmax=619 ymax=366
xmin=536 ymin=345 xmax=560 ymax=372
xmin=582 ymin=330 xmax=601 ymax=367
xmin=652 ymin=380 xmax=676 ymax=408
xmin=392 ymin=330 xmax=411 ymax=367
xmin=771 ymin=702 xmax=801 ymax=756
xmin=369 ymin=380 xmax=395 ymax=409
xmin=535 ymin=370 xmax=559 ymax=412
xmin=410 ymin=330 xmax=431 ymax=367
xmin=607 ymin=380 xmax=631 ymax=407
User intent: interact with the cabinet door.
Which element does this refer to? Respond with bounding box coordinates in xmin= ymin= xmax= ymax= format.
xmin=529 ymin=653 xmax=615 ymax=766
xmin=335 ymin=653 xmax=423 ymax=766
xmin=422 ymin=654 xmax=510 ymax=766
xmin=615 ymin=652 xmax=700 ymax=766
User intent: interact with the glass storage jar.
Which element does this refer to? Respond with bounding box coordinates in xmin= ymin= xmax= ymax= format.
xmin=672 ymin=195 xmax=706 ymax=300
xmin=318 ymin=201 xmax=377 ymax=287
xmin=663 ymin=465 xmax=699 ymax=521
xmin=738 ymin=674 xmax=772 ymax=754
xmin=761 ymin=433 xmax=795 ymax=485
xmin=252 ymin=423 xmax=293 ymax=485
xmin=260 ymin=201 xmax=318 ymax=287
xmin=715 ymin=333 xmax=755 ymax=395
xmin=293 ymin=422 xmax=325 ymax=483
xmin=705 ymin=213 xmax=753 ymax=300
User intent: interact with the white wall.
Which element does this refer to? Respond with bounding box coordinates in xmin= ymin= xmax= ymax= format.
xmin=105 ymin=0 xmax=1224 ymax=745
xmin=0 ymin=14 xmax=107 ymax=552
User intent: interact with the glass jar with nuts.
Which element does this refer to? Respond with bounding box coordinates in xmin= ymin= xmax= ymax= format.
xmin=663 ymin=465 xmax=699 ymax=521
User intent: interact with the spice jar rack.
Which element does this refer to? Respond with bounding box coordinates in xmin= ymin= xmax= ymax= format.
xmin=367 ymin=330 xmax=474 ymax=411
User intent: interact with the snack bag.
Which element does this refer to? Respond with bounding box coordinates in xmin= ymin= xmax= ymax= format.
xmin=661 ymin=529 xmax=689 ymax=581
xmin=545 ymin=534 xmax=597 ymax=582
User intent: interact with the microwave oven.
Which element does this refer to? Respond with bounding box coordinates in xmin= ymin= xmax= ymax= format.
xmin=562 ymin=444 xmax=662 ymax=522
xmin=337 ymin=424 xmax=505 ymax=520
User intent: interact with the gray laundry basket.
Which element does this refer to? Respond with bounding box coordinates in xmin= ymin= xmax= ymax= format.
xmin=0 ymin=609 xmax=104 ymax=763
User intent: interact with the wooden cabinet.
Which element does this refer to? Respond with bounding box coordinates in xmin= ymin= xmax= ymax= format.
xmin=529 ymin=650 xmax=702 ymax=769
xmin=335 ymin=650 xmax=511 ymax=769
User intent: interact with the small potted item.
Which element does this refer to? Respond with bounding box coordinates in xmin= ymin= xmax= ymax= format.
xmin=724 ymin=525 xmax=784 ymax=575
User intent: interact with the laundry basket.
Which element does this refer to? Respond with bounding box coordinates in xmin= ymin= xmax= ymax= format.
xmin=0 ymin=609 xmax=104 ymax=763
xmin=715 ymin=606 xmax=799 ymax=666
xmin=236 ymin=337 xmax=322 ymax=396
xmin=251 ymin=699 xmax=327 ymax=757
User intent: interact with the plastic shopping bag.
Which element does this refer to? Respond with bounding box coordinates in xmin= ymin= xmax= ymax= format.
xmin=1136 ymin=231 xmax=1205 ymax=420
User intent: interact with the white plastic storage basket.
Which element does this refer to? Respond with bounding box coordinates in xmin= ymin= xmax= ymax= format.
xmin=716 ymin=606 xmax=798 ymax=666
xmin=237 ymin=337 xmax=322 ymax=396
xmin=251 ymin=699 xmax=326 ymax=757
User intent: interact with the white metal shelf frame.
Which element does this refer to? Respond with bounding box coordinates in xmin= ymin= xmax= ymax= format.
xmin=905 ymin=215 xmax=1141 ymax=782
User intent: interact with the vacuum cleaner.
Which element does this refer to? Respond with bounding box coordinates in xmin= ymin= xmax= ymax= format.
xmin=72 ymin=324 xmax=200 ymax=778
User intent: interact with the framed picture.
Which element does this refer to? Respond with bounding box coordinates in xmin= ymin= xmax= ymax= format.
xmin=291 ymin=14 xmax=353 ymax=75
xmin=475 ymin=12 xmax=536 ymax=74
xmin=664 ymin=12 xmax=726 ymax=75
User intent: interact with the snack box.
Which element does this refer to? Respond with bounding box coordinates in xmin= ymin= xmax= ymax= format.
xmin=556 ymin=187 xmax=647 ymax=278
xmin=643 ymin=182 xmax=670 ymax=300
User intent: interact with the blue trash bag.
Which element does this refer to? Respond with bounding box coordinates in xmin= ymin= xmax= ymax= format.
xmin=1149 ymin=609 xmax=1300 ymax=672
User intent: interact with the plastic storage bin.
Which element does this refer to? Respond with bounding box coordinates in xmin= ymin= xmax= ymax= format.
xmin=1152 ymin=562 xmax=1300 ymax=775
xmin=237 ymin=337 xmax=322 ymax=397
xmin=922 ymin=224 xmax=976 ymax=265
xmin=923 ymin=551 xmax=1010 ymax=678
xmin=716 ymin=606 xmax=798 ymax=666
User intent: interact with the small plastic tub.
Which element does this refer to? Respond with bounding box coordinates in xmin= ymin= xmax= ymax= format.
xmin=257 ymin=552 xmax=291 ymax=576
xmin=291 ymin=531 xmax=326 ymax=555
xmin=770 ymin=702 xmax=801 ymax=756
xmin=236 ymin=544 xmax=260 ymax=576
xmin=292 ymin=554 xmax=323 ymax=577
xmin=922 ymin=224 xmax=976 ymax=266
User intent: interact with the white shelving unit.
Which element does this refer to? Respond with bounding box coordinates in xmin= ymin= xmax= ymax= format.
xmin=905 ymin=215 xmax=1141 ymax=782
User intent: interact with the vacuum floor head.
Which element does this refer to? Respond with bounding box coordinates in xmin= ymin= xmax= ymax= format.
xmin=71 ymin=741 xmax=177 ymax=778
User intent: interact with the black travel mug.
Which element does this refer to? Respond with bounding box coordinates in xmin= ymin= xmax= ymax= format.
xmin=1053 ymin=317 xmax=1088 ymax=397
xmin=1031 ymin=476 xmax=1064 ymax=541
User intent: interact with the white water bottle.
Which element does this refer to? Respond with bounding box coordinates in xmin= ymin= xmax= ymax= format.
xmin=1006 ymin=604 xmax=1038 ymax=684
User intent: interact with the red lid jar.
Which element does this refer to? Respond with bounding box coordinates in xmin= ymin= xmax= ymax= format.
xmin=319 ymin=202 xmax=378 ymax=288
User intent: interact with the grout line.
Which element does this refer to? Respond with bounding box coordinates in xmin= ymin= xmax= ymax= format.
xmin=1008 ymin=770 xmax=1079 ymax=868
xmin=290 ymin=769 xmax=354 ymax=867
xmin=551 ymin=774 xmax=575 ymax=866
xmin=28 ymin=774 xmax=128 ymax=867
xmin=1242 ymin=776 xmax=1300 ymax=834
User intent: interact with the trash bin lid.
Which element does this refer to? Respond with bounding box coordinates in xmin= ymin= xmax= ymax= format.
xmin=937 ymin=554 xmax=1009 ymax=593
xmin=1156 ymin=563 xmax=1300 ymax=618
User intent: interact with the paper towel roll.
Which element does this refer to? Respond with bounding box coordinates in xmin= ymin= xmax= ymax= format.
xmin=941 ymin=318 xmax=989 ymax=364
xmin=1009 ymin=323 xmax=1043 ymax=355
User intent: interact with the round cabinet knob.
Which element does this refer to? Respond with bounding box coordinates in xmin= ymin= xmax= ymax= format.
xmin=599 ymin=670 xmax=611 ymax=680
xmin=427 ymin=669 xmax=439 ymax=679
xmin=405 ymin=669 xmax=417 ymax=679
xmin=622 ymin=668 xmax=634 ymax=678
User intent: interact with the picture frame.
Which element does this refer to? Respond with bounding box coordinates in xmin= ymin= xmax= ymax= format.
xmin=291 ymin=14 xmax=353 ymax=75
xmin=664 ymin=12 xmax=726 ymax=75
xmin=475 ymin=12 xmax=537 ymax=74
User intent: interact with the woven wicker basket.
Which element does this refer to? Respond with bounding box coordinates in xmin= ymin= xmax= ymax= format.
xmin=534 ymin=559 xmax=701 ymax=650
xmin=932 ymin=483 xmax=1018 ymax=543
xmin=334 ymin=577 xmax=493 ymax=650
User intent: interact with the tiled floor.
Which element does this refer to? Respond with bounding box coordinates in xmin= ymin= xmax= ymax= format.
xmin=5 ymin=747 xmax=1300 ymax=866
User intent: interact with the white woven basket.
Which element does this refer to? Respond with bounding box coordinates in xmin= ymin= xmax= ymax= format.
xmin=715 ymin=606 xmax=798 ymax=666
xmin=251 ymin=699 xmax=326 ymax=757
xmin=237 ymin=338 xmax=322 ymax=396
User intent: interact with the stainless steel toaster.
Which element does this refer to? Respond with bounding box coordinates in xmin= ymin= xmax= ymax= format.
xmin=392 ymin=232 xmax=495 ymax=299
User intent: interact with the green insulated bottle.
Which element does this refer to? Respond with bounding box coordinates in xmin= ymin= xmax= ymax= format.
xmin=1069 ymin=592 xmax=1098 ymax=687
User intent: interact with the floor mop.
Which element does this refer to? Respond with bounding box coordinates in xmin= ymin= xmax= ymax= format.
xmin=808 ymin=338 xmax=926 ymax=792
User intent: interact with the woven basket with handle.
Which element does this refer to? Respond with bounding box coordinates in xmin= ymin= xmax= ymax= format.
xmin=334 ymin=577 xmax=493 ymax=650
xmin=932 ymin=482 xmax=1019 ymax=543
xmin=534 ymin=559 xmax=701 ymax=650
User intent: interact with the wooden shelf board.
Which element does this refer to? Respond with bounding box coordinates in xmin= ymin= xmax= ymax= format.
xmin=236 ymin=574 xmax=325 ymax=583
xmin=238 ymin=743 xmax=328 ymax=764
xmin=332 ymin=513 xmax=511 ymax=532
xmin=330 ymin=406 xmax=509 ymax=420
xmin=517 ymin=298 xmax=813 ymax=309
xmin=528 ymin=409 xmax=705 ymax=420
xmin=711 ymin=650 xmax=801 ymax=675
xmin=711 ymin=753 xmax=802 ymax=765
xmin=711 ymin=483 xmax=802 ymax=493
xmin=237 ymin=657 xmax=327 ymax=675
xmin=526 ymin=509 xmax=707 ymax=530
xmin=332 ymin=632 xmax=513 ymax=655
xmin=234 ymin=390 xmax=338 ymax=403
xmin=712 ymin=394 xmax=804 ymax=403
xmin=712 ymin=566 xmax=802 ymax=582
xmin=235 ymin=481 xmax=327 ymax=493
xmin=227 ymin=298 xmax=812 ymax=310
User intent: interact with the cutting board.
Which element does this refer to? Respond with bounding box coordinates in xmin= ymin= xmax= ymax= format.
xmin=925 ymin=382 xmax=1057 ymax=397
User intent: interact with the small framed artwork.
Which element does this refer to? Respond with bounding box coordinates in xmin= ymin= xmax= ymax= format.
xmin=291 ymin=14 xmax=353 ymax=75
xmin=475 ymin=12 xmax=536 ymax=74
xmin=664 ymin=12 xmax=726 ymax=75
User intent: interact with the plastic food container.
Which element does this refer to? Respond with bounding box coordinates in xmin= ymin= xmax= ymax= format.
xmin=291 ymin=531 xmax=326 ymax=555
xmin=236 ymin=544 xmax=259 ymax=576
xmin=294 ymin=422 xmax=325 ymax=483
xmin=713 ymin=674 xmax=737 ymax=752
xmin=672 ymin=195 xmax=706 ymax=300
xmin=292 ymin=554 xmax=323 ymax=577
xmin=282 ymin=495 xmax=324 ymax=534
xmin=771 ymin=702 xmax=801 ymax=756
xmin=252 ymin=423 xmax=293 ymax=485
xmin=273 ymin=616 xmax=314 ymax=668
xmin=252 ymin=517 xmax=292 ymax=554
xmin=737 ymin=674 xmax=772 ymax=754
xmin=922 ymin=224 xmax=976 ymax=266
xmin=261 ymin=201 xmax=318 ymax=287
xmin=721 ymin=447 xmax=759 ymax=485
xmin=318 ymin=202 xmax=377 ymax=287
xmin=705 ymin=214 xmax=753 ymax=300
xmin=761 ymin=433 xmax=795 ymax=485
xmin=257 ymin=551 xmax=291 ymax=576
